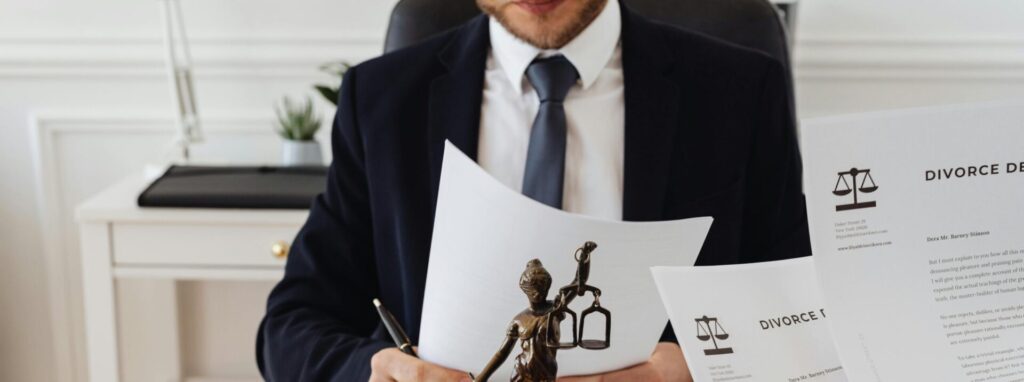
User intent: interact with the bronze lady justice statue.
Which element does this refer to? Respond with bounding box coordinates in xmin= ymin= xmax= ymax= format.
xmin=474 ymin=241 xmax=611 ymax=382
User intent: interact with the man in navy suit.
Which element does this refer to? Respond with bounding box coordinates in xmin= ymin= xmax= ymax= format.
xmin=258 ymin=0 xmax=810 ymax=380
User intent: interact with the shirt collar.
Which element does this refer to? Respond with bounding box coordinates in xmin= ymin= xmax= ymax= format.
xmin=489 ymin=0 xmax=621 ymax=94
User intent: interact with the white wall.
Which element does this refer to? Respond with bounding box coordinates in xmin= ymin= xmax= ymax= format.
xmin=1 ymin=0 xmax=1022 ymax=381
xmin=794 ymin=0 xmax=1024 ymax=116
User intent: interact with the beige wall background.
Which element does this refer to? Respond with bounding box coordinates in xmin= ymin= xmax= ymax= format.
xmin=0 ymin=0 xmax=1022 ymax=381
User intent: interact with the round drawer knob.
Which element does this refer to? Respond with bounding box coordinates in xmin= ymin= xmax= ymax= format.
xmin=271 ymin=241 xmax=289 ymax=259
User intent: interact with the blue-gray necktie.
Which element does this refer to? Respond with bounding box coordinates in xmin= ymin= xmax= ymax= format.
xmin=522 ymin=55 xmax=579 ymax=209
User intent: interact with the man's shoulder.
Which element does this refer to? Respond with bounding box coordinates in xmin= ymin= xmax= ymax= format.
xmin=638 ymin=17 xmax=783 ymax=78
xmin=348 ymin=24 xmax=464 ymax=88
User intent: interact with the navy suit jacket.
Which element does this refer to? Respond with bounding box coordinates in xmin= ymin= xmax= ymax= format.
xmin=258 ymin=4 xmax=810 ymax=380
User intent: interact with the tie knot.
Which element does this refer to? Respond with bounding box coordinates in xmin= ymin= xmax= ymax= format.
xmin=526 ymin=55 xmax=579 ymax=103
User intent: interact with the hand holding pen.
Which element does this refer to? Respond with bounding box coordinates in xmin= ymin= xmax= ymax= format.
xmin=370 ymin=298 xmax=475 ymax=382
xmin=374 ymin=298 xmax=417 ymax=356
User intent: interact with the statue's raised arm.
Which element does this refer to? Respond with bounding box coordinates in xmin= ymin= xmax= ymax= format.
xmin=554 ymin=241 xmax=599 ymax=310
xmin=552 ymin=241 xmax=611 ymax=351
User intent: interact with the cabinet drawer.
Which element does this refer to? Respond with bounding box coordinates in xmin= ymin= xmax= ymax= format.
xmin=111 ymin=222 xmax=301 ymax=267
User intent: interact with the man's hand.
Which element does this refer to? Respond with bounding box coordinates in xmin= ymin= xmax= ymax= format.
xmin=369 ymin=348 xmax=473 ymax=382
xmin=557 ymin=342 xmax=692 ymax=382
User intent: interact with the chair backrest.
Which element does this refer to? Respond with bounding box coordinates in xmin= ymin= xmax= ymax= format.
xmin=382 ymin=0 xmax=799 ymax=131
xmin=383 ymin=0 xmax=792 ymax=72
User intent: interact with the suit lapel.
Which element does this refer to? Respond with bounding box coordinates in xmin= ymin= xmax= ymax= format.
xmin=620 ymin=5 xmax=681 ymax=221
xmin=412 ymin=16 xmax=491 ymax=339
xmin=427 ymin=15 xmax=490 ymax=202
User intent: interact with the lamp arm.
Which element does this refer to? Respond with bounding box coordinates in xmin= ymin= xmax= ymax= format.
xmin=159 ymin=0 xmax=202 ymax=162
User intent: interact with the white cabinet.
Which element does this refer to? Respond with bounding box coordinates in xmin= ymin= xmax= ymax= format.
xmin=77 ymin=177 xmax=307 ymax=382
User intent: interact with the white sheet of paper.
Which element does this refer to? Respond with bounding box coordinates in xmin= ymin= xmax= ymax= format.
xmin=418 ymin=141 xmax=713 ymax=379
xmin=652 ymin=257 xmax=847 ymax=382
xmin=802 ymin=102 xmax=1024 ymax=381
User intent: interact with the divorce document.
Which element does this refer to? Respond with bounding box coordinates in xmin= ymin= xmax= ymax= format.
xmin=652 ymin=257 xmax=846 ymax=382
xmin=802 ymin=102 xmax=1024 ymax=382
xmin=418 ymin=142 xmax=713 ymax=379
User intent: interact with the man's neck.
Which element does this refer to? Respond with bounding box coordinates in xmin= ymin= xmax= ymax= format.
xmin=488 ymin=0 xmax=622 ymax=92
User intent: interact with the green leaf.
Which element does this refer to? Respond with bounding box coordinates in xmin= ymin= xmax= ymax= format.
xmin=314 ymin=85 xmax=339 ymax=106
xmin=314 ymin=60 xmax=349 ymax=107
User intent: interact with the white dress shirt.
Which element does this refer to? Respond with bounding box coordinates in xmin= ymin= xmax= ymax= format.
xmin=477 ymin=0 xmax=624 ymax=220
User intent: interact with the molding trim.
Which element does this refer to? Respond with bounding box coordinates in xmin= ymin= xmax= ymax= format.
xmin=3 ymin=33 xmax=1024 ymax=80
xmin=793 ymin=36 xmax=1024 ymax=80
xmin=30 ymin=115 xmax=79 ymax=382
xmin=29 ymin=112 xmax=277 ymax=382
xmin=0 ymin=33 xmax=384 ymax=79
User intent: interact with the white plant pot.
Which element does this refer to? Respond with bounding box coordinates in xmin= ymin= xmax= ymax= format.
xmin=281 ymin=140 xmax=323 ymax=166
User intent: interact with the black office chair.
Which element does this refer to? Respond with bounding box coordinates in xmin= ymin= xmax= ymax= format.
xmin=383 ymin=0 xmax=797 ymax=120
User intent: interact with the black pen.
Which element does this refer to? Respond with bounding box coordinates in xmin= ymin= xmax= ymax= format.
xmin=373 ymin=299 xmax=477 ymax=380
xmin=373 ymin=298 xmax=418 ymax=357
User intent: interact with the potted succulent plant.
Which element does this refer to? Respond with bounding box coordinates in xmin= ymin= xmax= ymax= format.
xmin=275 ymin=96 xmax=323 ymax=166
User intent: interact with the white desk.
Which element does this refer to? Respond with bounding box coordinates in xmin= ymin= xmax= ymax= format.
xmin=76 ymin=176 xmax=307 ymax=382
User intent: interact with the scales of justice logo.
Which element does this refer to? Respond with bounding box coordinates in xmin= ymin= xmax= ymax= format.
xmin=694 ymin=315 xmax=733 ymax=356
xmin=832 ymin=167 xmax=879 ymax=211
